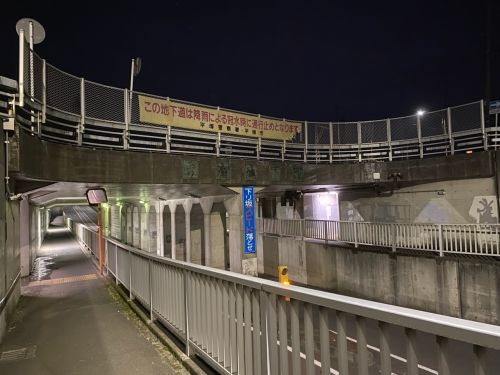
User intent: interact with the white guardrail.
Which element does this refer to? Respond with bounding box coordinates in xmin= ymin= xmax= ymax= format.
xmin=13 ymin=40 xmax=500 ymax=163
xmin=258 ymin=218 xmax=500 ymax=256
xmin=70 ymin=220 xmax=500 ymax=375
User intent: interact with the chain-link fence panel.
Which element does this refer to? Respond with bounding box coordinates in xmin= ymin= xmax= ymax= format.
xmin=33 ymin=52 xmax=44 ymax=103
xmin=85 ymin=80 xmax=125 ymax=123
xmin=332 ymin=122 xmax=358 ymax=144
xmin=360 ymin=120 xmax=387 ymax=143
xmin=450 ymin=101 xmax=481 ymax=132
xmin=46 ymin=63 xmax=81 ymax=116
xmin=307 ymin=122 xmax=330 ymax=144
xmin=420 ymin=109 xmax=448 ymax=137
xmin=390 ymin=115 xmax=418 ymax=141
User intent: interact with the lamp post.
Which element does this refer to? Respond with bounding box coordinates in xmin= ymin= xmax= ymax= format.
xmin=129 ymin=57 xmax=142 ymax=122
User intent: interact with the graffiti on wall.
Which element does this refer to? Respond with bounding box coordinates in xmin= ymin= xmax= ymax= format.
xmin=469 ymin=196 xmax=498 ymax=223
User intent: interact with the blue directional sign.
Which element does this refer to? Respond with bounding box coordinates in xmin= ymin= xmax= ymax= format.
xmin=242 ymin=186 xmax=256 ymax=254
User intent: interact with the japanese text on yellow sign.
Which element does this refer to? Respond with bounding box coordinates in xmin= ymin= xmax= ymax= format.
xmin=138 ymin=95 xmax=301 ymax=141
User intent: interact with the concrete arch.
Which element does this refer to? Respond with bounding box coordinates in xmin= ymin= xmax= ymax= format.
xmin=211 ymin=202 xmax=229 ymax=270
xmin=132 ymin=206 xmax=141 ymax=249
xmin=175 ymin=204 xmax=186 ymax=261
xmin=126 ymin=206 xmax=133 ymax=245
xmin=120 ymin=206 xmax=127 ymax=241
xmin=148 ymin=205 xmax=157 ymax=253
xmin=163 ymin=204 xmax=172 ymax=258
xmin=190 ymin=204 xmax=204 ymax=265
xmin=140 ymin=205 xmax=149 ymax=251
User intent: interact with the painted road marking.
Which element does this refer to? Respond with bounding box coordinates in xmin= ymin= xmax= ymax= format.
xmin=329 ymin=329 xmax=438 ymax=375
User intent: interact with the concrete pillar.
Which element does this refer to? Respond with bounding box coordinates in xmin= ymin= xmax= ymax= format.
xmin=183 ymin=200 xmax=193 ymax=262
xmin=156 ymin=202 xmax=165 ymax=256
xmin=200 ymin=198 xmax=214 ymax=266
xmin=224 ymin=194 xmax=244 ymax=274
xmin=168 ymin=202 xmax=177 ymax=259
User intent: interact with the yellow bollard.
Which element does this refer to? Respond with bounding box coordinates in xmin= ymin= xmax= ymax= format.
xmin=278 ymin=265 xmax=290 ymax=301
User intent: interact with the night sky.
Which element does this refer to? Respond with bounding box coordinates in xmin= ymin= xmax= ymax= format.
xmin=1 ymin=1 xmax=498 ymax=122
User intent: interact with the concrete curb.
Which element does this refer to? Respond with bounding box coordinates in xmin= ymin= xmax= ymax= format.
xmin=109 ymin=281 xmax=206 ymax=375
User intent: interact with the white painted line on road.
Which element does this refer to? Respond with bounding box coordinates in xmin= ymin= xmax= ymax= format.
xmin=329 ymin=329 xmax=438 ymax=375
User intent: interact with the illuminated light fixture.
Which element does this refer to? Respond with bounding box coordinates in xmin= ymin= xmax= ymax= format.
xmin=466 ymin=150 xmax=473 ymax=154
xmin=416 ymin=109 xmax=426 ymax=116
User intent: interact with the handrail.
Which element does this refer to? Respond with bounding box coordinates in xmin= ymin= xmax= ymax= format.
xmin=71 ymin=220 xmax=500 ymax=375
xmin=16 ymin=43 xmax=500 ymax=163
xmin=0 ymin=271 xmax=21 ymax=315
xmin=259 ymin=218 xmax=500 ymax=257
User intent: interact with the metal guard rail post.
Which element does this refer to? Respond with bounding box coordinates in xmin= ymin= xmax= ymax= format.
xmin=70 ymin=220 xmax=500 ymax=375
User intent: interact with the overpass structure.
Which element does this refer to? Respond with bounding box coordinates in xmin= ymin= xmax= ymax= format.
xmin=0 ymin=31 xmax=500 ymax=374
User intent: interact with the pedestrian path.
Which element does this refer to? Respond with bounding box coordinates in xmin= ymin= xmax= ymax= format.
xmin=0 ymin=226 xmax=188 ymax=375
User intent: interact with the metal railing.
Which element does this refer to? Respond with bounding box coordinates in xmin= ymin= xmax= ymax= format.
xmin=15 ymin=39 xmax=500 ymax=163
xmin=258 ymin=218 xmax=500 ymax=256
xmin=70 ymin=220 xmax=500 ymax=374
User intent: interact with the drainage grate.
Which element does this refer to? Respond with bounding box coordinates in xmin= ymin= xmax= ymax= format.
xmin=0 ymin=345 xmax=37 ymax=363
xmin=27 ymin=273 xmax=98 ymax=287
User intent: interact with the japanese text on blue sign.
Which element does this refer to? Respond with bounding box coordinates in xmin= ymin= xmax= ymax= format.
xmin=242 ymin=186 xmax=256 ymax=254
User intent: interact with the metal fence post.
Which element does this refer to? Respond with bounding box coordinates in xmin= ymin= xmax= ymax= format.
xmin=387 ymin=119 xmax=392 ymax=161
xmin=357 ymin=122 xmax=362 ymax=162
xmin=354 ymin=221 xmax=358 ymax=248
xmin=259 ymin=290 xmax=269 ymax=375
xmin=257 ymin=137 xmax=261 ymax=160
xmin=129 ymin=250 xmax=133 ymax=300
xmin=216 ymin=132 xmax=221 ymax=157
xmin=324 ymin=220 xmax=328 ymax=244
xmin=18 ymin=28 xmax=25 ymax=107
xmin=278 ymin=218 xmax=282 ymax=237
xmin=304 ymin=121 xmax=308 ymax=162
xmin=149 ymin=259 xmax=154 ymax=321
xmin=417 ymin=114 xmax=423 ymax=158
xmin=480 ymin=99 xmax=488 ymax=150
xmin=447 ymin=107 xmax=454 ymax=155
xmin=115 ymin=244 xmax=119 ymax=286
xmin=166 ymin=125 xmax=171 ymax=153
xmin=183 ymin=269 xmax=191 ymax=356
xmin=438 ymin=224 xmax=444 ymax=257
xmin=329 ymin=122 xmax=333 ymax=163
xmin=123 ymin=89 xmax=129 ymax=150
xmin=391 ymin=224 xmax=396 ymax=252
xmin=78 ymin=78 xmax=85 ymax=146
xmin=41 ymin=59 xmax=46 ymax=125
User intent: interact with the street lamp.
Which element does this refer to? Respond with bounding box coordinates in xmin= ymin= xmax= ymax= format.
xmin=416 ymin=109 xmax=426 ymax=116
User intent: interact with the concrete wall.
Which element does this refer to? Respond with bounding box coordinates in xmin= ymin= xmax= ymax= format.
xmin=339 ymin=177 xmax=498 ymax=224
xmin=0 ymin=125 xmax=23 ymax=343
xmin=15 ymin=129 xmax=495 ymax=187
xmin=260 ymin=235 xmax=500 ymax=325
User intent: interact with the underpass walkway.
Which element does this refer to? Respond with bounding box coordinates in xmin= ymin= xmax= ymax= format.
xmin=0 ymin=225 xmax=188 ymax=375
